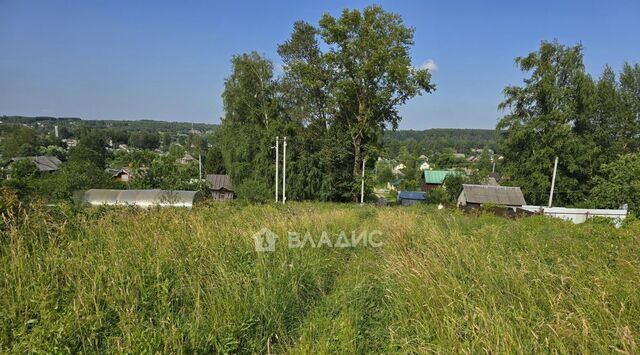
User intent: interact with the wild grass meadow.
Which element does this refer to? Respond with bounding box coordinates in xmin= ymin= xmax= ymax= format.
xmin=1 ymin=202 xmax=639 ymax=353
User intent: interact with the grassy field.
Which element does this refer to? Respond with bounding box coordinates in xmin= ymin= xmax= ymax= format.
xmin=1 ymin=202 xmax=639 ymax=353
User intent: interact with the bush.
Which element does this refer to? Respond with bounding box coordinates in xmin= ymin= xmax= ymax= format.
xmin=427 ymin=187 xmax=450 ymax=204
xmin=235 ymin=178 xmax=271 ymax=203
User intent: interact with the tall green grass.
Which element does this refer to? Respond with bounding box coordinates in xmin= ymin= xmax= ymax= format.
xmin=1 ymin=202 xmax=638 ymax=353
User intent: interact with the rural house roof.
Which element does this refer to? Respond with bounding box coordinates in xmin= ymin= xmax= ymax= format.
xmin=459 ymin=184 xmax=526 ymax=206
xmin=423 ymin=170 xmax=463 ymax=184
xmin=206 ymin=174 xmax=233 ymax=191
xmin=398 ymin=191 xmax=426 ymax=200
xmin=10 ymin=156 xmax=62 ymax=172
xmin=106 ymin=168 xmax=132 ymax=178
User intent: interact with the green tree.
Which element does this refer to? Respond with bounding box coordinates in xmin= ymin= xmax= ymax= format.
xmin=376 ymin=164 xmax=394 ymax=185
xmin=40 ymin=160 xmax=114 ymax=200
xmin=161 ymin=132 xmax=172 ymax=150
xmin=72 ymin=127 xmax=108 ymax=168
xmin=497 ymin=41 xmax=596 ymax=205
xmin=219 ymin=52 xmax=282 ymax=195
xmin=318 ymin=6 xmax=435 ymax=192
xmin=128 ymin=131 xmax=161 ymax=150
xmin=204 ymin=145 xmax=226 ymax=175
xmin=235 ymin=178 xmax=271 ymax=203
xmin=273 ymin=6 xmax=435 ymax=200
xmin=131 ymin=155 xmax=200 ymax=191
xmin=590 ymin=154 xmax=640 ymax=216
xmin=0 ymin=125 xmax=38 ymax=157
xmin=9 ymin=159 xmax=38 ymax=179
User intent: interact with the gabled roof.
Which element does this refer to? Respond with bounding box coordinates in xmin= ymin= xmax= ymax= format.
xmin=460 ymin=184 xmax=526 ymax=206
xmin=398 ymin=191 xmax=426 ymax=200
xmin=10 ymin=156 xmax=62 ymax=172
xmin=423 ymin=170 xmax=463 ymax=184
xmin=206 ymin=174 xmax=233 ymax=191
xmin=106 ymin=168 xmax=131 ymax=178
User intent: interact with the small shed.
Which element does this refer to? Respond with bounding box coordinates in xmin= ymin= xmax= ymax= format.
xmin=206 ymin=174 xmax=234 ymax=200
xmin=457 ymin=184 xmax=526 ymax=209
xmin=398 ymin=191 xmax=426 ymax=206
xmin=107 ymin=168 xmax=133 ymax=183
xmin=79 ymin=189 xmax=202 ymax=208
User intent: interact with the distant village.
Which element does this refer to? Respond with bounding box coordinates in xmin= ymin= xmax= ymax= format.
xmin=1 ymin=117 xmax=628 ymax=226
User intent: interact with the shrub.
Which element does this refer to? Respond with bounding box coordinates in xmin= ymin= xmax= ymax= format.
xmin=235 ymin=178 xmax=271 ymax=203
xmin=427 ymin=187 xmax=450 ymax=204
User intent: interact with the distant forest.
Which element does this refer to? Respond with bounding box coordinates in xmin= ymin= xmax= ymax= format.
xmin=383 ymin=129 xmax=498 ymax=157
xmin=1 ymin=115 xmax=496 ymax=156
xmin=0 ymin=116 xmax=217 ymax=134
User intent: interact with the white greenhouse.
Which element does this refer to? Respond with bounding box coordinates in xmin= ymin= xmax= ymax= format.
xmin=79 ymin=189 xmax=202 ymax=209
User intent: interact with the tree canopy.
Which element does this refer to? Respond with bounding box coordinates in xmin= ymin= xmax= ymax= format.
xmin=498 ymin=40 xmax=640 ymax=207
xmin=218 ymin=5 xmax=435 ymax=201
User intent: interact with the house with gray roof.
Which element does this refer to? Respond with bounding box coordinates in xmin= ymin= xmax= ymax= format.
xmin=457 ymin=184 xmax=526 ymax=209
xmin=6 ymin=156 xmax=62 ymax=175
xmin=206 ymin=174 xmax=234 ymax=200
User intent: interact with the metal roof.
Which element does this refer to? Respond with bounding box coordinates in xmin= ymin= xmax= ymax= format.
xmin=459 ymin=184 xmax=526 ymax=206
xmin=11 ymin=156 xmax=62 ymax=172
xmin=106 ymin=168 xmax=131 ymax=178
xmin=423 ymin=170 xmax=462 ymax=184
xmin=206 ymin=174 xmax=233 ymax=191
xmin=398 ymin=191 xmax=426 ymax=200
xmin=80 ymin=189 xmax=202 ymax=208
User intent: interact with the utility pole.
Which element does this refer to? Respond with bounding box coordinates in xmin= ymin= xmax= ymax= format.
xmin=548 ymin=156 xmax=559 ymax=208
xmin=360 ymin=158 xmax=366 ymax=204
xmin=275 ymin=136 xmax=279 ymax=202
xmin=282 ymin=137 xmax=287 ymax=204
xmin=198 ymin=154 xmax=202 ymax=181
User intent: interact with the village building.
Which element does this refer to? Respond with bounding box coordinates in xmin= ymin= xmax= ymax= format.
xmin=421 ymin=170 xmax=463 ymax=191
xmin=107 ymin=168 xmax=133 ymax=183
xmin=62 ymin=139 xmax=78 ymax=149
xmin=419 ymin=161 xmax=431 ymax=171
xmin=392 ymin=163 xmax=406 ymax=176
xmin=177 ymin=153 xmax=196 ymax=165
xmin=206 ymin=174 xmax=234 ymax=200
xmin=5 ymin=156 xmax=62 ymax=178
xmin=457 ymin=184 xmax=526 ymax=209
xmin=397 ymin=191 xmax=426 ymax=206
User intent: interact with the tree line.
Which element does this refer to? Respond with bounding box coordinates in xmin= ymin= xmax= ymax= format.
xmin=498 ymin=40 xmax=640 ymax=213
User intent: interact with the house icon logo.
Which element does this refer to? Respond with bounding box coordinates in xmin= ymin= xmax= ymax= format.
xmin=252 ymin=227 xmax=278 ymax=252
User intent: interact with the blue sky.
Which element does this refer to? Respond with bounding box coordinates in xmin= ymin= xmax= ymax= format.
xmin=1 ymin=0 xmax=638 ymax=129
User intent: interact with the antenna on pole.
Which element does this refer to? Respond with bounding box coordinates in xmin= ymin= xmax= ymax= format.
xmin=282 ymin=137 xmax=287 ymax=204
xmin=548 ymin=156 xmax=559 ymax=208
xmin=360 ymin=157 xmax=366 ymax=204
xmin=275 ymin=136 xmax=279 ymax=202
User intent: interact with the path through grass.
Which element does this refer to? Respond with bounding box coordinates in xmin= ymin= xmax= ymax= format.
xmin=1 ymin=202 xmax=639 ymax=353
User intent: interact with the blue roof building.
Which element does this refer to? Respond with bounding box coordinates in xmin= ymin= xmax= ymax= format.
xmin=397 ymin=191 xmax=427 ymax=206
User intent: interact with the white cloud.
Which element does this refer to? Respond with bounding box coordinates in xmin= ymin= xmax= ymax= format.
xmin=418 ymin=59 xmax=438 ymax=72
